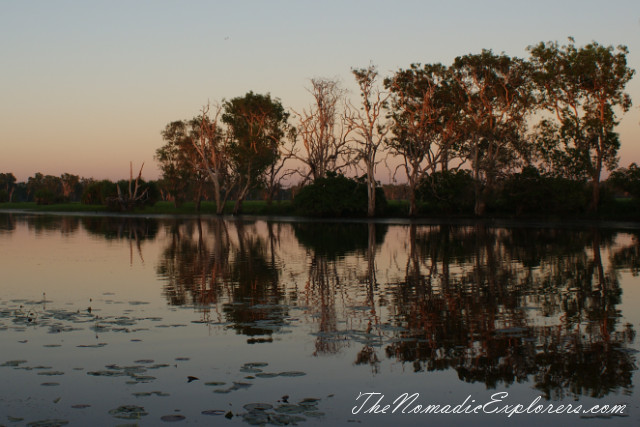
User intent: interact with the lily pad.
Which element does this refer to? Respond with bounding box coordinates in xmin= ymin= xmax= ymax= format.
xmin=108 ymin=405 xmax=149 ymax=419
xmin=239 ymin=366 xmax=262 ymax=373
xmin=201 ymin=410 xmax=226 ymax=416
xmin=160 ymin=414 xmax=185 ymax=422
xmin=26 ymin=419 xmax=69 ymax=427
xmin=275 ymin=404 xmax=306 ymax=414
xmin=242 ymin=411 xmax=269 ymax=425
xmin=255 ymin=372 xmax=279 ymax=378
xmin=278 ymin=371 xmax=306 ymax=377
xmin=133 ymin=391 xmax=169 ymax=397
xmin=271 ymin=414 xmax=306 ymax=425
xmin=1 ymin=359 xmax=27 ymax=367
xmin=243 ymin=403 xmax=273 ymax=411
xmin=87 ymin=370 xmax=126 ymax=377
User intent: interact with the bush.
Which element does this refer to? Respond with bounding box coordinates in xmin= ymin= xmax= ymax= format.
xmin=34 ymin=189 xmax=60 ymax=205
xmin=499 ymin=167 xmax=588 ymax=216
xmin=609 ymin=163 xmax=640 ymax=199
xmin=293 ymin=172 xmax=387 ymax=217
xmin=0 ymin=190 xmax=8 ymax=203
xmin=418 ymin=170 xmax=475 ymax=214
xmin=82 ymin=181 xmax=117 ymax=205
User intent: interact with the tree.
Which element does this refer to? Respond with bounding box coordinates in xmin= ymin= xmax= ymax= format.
xmin=346 ymin=65 xmax=390 ymax=217
xmin=157 ymin=121 xmax=191 ymax=206
xmin=450 ymin=50 xmax=534 ymax=216
xmin=222 ymin=92 xmax=291 ymax=215
xmin=107 ymin=163 xmax=151 ymax=211
xmin=160 ymin=105 xmax=232 ymax=214
xmin=27 ymin=173 xmax=63 ymax=204
xmin=291 ymin=78 xmax=352 ymax=183
xmin=263 ymin=133 xmax=296 ymax=206
xmin=60 ymin=173 xmax=80 ymax=201
xmin=384 ymin=63 xmax=462 ymax=216
xmin=0 ymin=173 xmax=17 ymax=202
xmin=609 ymin=163 xmax=640 ymax=200
xmin=528 ymin=38 xmax=635 ymax=211
xmin=157 ymin=120 xmax=204 ymax=208
xmin=189 ymin=105 xmax=231 ymax=215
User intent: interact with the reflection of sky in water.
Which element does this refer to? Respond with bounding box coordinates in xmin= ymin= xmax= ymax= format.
xmin=0 ymin=213 xmax=639 ymax=426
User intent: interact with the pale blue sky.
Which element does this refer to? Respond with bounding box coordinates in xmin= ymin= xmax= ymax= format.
xmin=1 ymin=0 xmax=639 ymax=181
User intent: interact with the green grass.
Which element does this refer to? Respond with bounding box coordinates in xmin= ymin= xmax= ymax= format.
xmin=0 ymin=202 xmax=107 ymax=212
xmin=1 ymin=198 xmax=638 ymax=221
xmin=0 ymin=200 xmax=296 ymax=216
xmin=137 ymin=200 xmax=295 ymax=216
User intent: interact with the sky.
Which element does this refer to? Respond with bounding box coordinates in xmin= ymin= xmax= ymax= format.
xmin=1 ymin=0 xmax=639 ymax=182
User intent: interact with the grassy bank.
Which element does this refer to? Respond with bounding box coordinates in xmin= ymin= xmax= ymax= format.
xmin=1 ymin=199 xmax=637 ymax=222
xmin=0 ymin=201 xmax=297 ymax=216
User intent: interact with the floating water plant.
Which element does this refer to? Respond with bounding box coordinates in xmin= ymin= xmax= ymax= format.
xmin=160 ymin=414 xmax=186 ymax=422
xmin=108 ymin=405 xmax=149 ymax=420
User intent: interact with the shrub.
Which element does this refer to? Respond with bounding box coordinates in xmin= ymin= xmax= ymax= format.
xmin=609 ymin=163 xmax=640 ymax=199
xmin=499 ymin=167 xmax=588 ymax=216
xmin=81 ymin=181 xmax=117 ymax=205
xmin=418 ymin=170 xmax=475 ymax=214
xmin=293 ymin=172 xmax=387 ymax=217
xmin=34 ymin=189 xmax=59 ymax=205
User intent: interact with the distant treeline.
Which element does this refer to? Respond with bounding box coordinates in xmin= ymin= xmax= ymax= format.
xmin=2 ymin=38 xmax=638 ymax=218
xmin=1 ymin=166 xmax=640 ymax=218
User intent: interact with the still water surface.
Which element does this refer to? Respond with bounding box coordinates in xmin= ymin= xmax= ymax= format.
xmin=0 ymin=212 xmax=639 ymax=426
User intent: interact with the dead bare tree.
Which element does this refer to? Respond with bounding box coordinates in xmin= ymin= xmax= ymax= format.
xmin=345 ymin=65 xmax=390 ymax=217
xmin=189 ymin=103 xmax=232 ymax=215
xmin=108 ymin=162 xmax=149 ymax=211
xmin=264 ymin=133 xmax=297 ymax=205
xmin=290 ymin=78 xmax=353 ymax=184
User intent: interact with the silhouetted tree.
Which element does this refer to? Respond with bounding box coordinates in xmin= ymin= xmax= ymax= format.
xmin=528 ymin=38 xmax=635 ymax=211
xmin=222 ymin=92 xmax=291 ymax=214
xmin=450 ymin=51 xmax=534 ymax=215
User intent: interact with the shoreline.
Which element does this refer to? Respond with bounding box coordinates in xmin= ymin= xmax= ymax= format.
xmin=2 ymin=206 xmax=640 ymax=230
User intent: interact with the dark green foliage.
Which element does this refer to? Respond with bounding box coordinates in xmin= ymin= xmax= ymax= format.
xmin=498 ymin=167 xmax=588 ymax=215
xmin=609 ymin=163 xmax=640 ymax=199
xmin=34 ymin=188 xmax=62 ymax=205
xmin=143 ymin=180 xmax=161 ymax=206
xmin=81 ymin=180 xmax=117 ymax=205
xmin=293 ymin=172 xmax=387 ymax=217
xmin=0 ymin=190 xmax=8 ymax=203
xmin=418 ymin=170 xmax=475 ymax=214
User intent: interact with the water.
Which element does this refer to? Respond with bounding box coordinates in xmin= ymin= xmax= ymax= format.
xmin=0 ymin=212 xmax=638 ymax=426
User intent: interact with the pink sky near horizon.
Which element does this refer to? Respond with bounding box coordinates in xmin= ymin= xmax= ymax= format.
xmin=1 ymin=1 xmax=639 ymax=183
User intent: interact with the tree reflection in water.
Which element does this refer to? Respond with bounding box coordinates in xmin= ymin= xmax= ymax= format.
xmin=156 ymin=218 xmax=287 ymax=338
xmin=294 ymin=222 xmax=388 ymax=363
xmin=83 ymin=216 xmax=159 ymax=265
xmin=1 ymin=212 xmax=636 ymax=400
xmin=386 ymin=225 xmax=636 ymax=399
xmin=148 ymin=216 xmax=638 ymax=399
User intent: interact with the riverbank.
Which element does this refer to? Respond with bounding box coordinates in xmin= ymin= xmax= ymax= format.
xmin=1 ymin=200 xmax=639 ymax=227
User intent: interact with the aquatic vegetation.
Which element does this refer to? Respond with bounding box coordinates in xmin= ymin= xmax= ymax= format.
xmin=108 ymin=405 xmax=149 ymax=420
